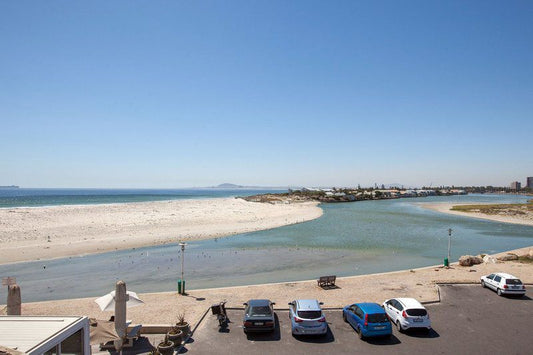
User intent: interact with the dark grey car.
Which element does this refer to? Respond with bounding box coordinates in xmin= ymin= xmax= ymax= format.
xmin=243 ymin=299 xmax=276 ymax=333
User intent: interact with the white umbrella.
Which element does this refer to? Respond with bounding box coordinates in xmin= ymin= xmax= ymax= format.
xmin=95 ymin=289 xmax=144 ymax=312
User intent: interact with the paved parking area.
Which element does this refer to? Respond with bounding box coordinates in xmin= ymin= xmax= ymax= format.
xmin=184 ymin=285 xmax=533 ymax=354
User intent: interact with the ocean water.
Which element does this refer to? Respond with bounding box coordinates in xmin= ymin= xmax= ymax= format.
xmin=0 ymin=188 xmax=286 ymax=208
xmin=1 ymin=193 xmax=532 ymax=302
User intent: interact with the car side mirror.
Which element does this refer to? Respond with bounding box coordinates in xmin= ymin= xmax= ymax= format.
xmin=288 ymin=302 xmax=293 ymax=306
xmin=319 ymin=302 xmax=324 ymax=305
xmin=271 ymin=302 xmax=276 ymax=305
xmin=243 ymin=303 xmax=248 ymax=306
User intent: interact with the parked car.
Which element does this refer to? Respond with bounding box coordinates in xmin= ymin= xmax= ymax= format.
xmin=342 ymin=302 xmax=392 ymax=339
xmin=481 ymin=273 xmax=526 ymax=296
xmin=288 ymin=299 xmax=327 ymax=336
xmin=242 ymin=299 xmax=276 ymax=333
xmin=382 ymin=298 xmax=431 ymax=332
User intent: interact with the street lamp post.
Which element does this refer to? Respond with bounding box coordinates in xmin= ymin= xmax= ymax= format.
xmin=447 ymin=228 xmax=453 ymax=262
xmin=179 ymin=242 xmax=187 ymax=294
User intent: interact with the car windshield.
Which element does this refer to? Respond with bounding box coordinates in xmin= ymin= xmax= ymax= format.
xmin=250 ymin=306 xmax=272 ymax=316
xmin=506 ymin=279 xmax=522 ymax=285
xmin=368 ymin=313 xmax=389 ymax=323
xmin=297 ymin=311 xmax=322 ymax=319
xmin=406 ymin=309 xmax=427 ymax=317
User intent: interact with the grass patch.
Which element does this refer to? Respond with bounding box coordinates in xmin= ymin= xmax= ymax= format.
xmin=517 ymin=256 xmax=533 ymax=264
xmin=451 ymin=202 xmax=533 ymax=215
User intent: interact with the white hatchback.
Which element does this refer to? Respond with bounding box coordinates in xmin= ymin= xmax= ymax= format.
xmin=382 ymin=298 xmax=431 ymax=332
xmin=481 ymin=273 xmax=526 ymax=296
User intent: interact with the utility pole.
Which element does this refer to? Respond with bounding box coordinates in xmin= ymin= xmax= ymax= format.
xmin=179 ymin=242 xmax=187 ymax=294
xmin=447 ymin=228 xmax=453 ymax=262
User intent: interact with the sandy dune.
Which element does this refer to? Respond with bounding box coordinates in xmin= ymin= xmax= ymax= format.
xmin=420 ymin=202 xmax=533 ymax=226
xmin=0 ymin=198 xmax=322 ymax=264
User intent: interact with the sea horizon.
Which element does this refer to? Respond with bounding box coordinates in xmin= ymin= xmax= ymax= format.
xmin=0 ymin=187 xmax=288 ymax=208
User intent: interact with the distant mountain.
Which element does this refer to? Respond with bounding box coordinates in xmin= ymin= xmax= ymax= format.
xmin=211 ymin=183 xmax=293 ymax=190
xmin=216 ymin=183 xmax=244 ymax=188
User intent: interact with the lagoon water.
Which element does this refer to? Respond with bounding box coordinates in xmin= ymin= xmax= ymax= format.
xmin=1 ymin=193 xmax=532 ymax=302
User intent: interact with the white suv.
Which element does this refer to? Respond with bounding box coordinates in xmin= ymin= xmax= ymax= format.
xmin=382 ymin=298 xmax=431 ymax=332
xmin=481 ymin=273 xmax=526 ymax=296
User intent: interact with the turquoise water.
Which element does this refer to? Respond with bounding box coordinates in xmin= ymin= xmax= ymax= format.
xmin=1 ymin=194 xmax=532 ymax=302
xmin=0 ymin=188 xmax=286 ymax=208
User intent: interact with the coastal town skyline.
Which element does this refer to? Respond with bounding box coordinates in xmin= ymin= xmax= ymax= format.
xmin=1 ymin=1 xmax=532 ymax=188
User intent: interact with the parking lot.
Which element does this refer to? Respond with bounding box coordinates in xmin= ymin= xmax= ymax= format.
xmin=184 ymin=285 xmax=532 ymax=354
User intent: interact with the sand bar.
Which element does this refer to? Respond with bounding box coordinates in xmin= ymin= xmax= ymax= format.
xmin=420 ymin=202 xmax=533 ymax=226
xmin=2 ymin=246 xmax=531 ymax=330
xmin=0 ymin=198 xmax=323 ymax=265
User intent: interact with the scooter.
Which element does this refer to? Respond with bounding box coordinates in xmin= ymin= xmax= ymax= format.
xmin=211 ymin=301 xmax=228 ymax=328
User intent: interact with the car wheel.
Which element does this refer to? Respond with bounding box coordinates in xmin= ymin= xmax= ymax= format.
xmin=358 ymin=327 xmax=364 ymax=340
xmin=481 ymin=280 xmax=485 ymax=288
xmin=343 ymin=313 xmax=347 ymax=322
xmin=396 ymin=321 xmax=403 ymax=333
xmin=497 ymin=288 xmax=503 ymax=296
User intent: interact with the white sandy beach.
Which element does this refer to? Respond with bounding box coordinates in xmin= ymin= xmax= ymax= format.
xmin=0 ymin=198 xmax=323 ymax=265
xmin=420 ymin=202 xmax=533 ymax=226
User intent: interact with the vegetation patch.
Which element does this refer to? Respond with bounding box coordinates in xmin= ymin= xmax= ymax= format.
xmin=451 ymin=202 xmax=533 ymax=215
xmin=517 ymin=255 xmax=533 ymax=264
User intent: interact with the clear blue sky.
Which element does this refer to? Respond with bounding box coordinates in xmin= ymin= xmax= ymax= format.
xmin=1 ymin=1 xmax=532 ymax=188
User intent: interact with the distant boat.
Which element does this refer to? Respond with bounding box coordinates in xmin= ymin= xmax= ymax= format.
xmin=0 ymin=185 xmax=19 ymax=189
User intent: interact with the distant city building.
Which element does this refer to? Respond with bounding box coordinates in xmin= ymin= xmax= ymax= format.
xmin=527 ymin=177 xmax=533 ymax=189
xmin=510 ymin=181 xmax=521 ymax=191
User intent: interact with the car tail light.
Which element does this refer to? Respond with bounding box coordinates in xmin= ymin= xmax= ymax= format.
xmin=523 ymin=285 xmax=526 ymax=290
xmin=364 ymin=314 xmax=368 ymax=326
xmin=402 ymin=311 xmax=407 ymax=318
xmin=294 ymin=317 xmax=303 ymax=323
xmin=503 ymin=284 xmax=508 ymax=289
xmin=265 ymin=321 xmax=274 ymax=326
xmin=244 ymin=321 xmax=253 ymax=327
xmin=318 ymin=316 xmax=326 ymax=323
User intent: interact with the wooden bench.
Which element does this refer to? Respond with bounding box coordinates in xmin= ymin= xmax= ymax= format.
xmin=317 ymin=275 xmax=336 ymax=288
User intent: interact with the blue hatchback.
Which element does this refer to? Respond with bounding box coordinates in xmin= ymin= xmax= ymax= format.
xmin=342 ymin=302 xmax=392 ymax=340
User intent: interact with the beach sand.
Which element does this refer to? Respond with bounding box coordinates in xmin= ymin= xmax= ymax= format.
xmin=0 ymin=198 xmax=322 ymax=265
xmin=420 ymin=202 xmax=533 ymax=226
xmin=3 ymin=246 xmax=531 ymax=330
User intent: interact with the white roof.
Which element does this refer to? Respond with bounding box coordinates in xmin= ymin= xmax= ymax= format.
xmin=395 ymin=298 xmax=425 ymax=309
xmin=0 ymin=316 xmax=85 ymax=353
xmin=494 ymin=272 xmax=519 ymax=279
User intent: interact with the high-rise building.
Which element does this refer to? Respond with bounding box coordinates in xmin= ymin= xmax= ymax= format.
xmin=510 ymin=181 xmax=521 ymax=191
xmin=527 ymin=177 xmax=533 ymax=189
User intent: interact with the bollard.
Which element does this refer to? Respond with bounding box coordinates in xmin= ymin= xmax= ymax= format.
xmin=444 ymin=257 xmax=449 ymax=267
xmin=7 ymin=284 xmax=21 ymax=315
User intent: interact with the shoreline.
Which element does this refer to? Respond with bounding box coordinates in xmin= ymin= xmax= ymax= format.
xmin=0 ymin=197 xmax=323 ymax=265
xmin=4 ymin=245 xmax=531 ymax=328
xmin=419 ymin=202 xmax=533 ymax=226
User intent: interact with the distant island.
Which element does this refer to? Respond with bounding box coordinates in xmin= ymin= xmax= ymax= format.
xmin=0 ymin=185 xmax=19 ymax=189
xmin=215 ymin=183 xmax=245 ymax=188
xmin=211 ymin=183 xmax=292 ymax=189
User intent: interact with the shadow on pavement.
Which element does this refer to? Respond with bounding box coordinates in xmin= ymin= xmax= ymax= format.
xmin=245 ymin=314 xmax=281 ymax=341
xmin=403 ymin=328 xmax=440 ymax=338
xmin=506 ymin=294 xmax=532 ymax=301
xmin=293 ymin=326 xmax=335 ymax=343
xmin=365 ymin=334 xmax=401 ymax=346
xmin=106 ymin=337 xmax=155 ymax=355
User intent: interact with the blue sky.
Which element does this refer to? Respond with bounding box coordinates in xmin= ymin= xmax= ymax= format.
xmin=1 ymin=1 xmax=532 ymax=188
